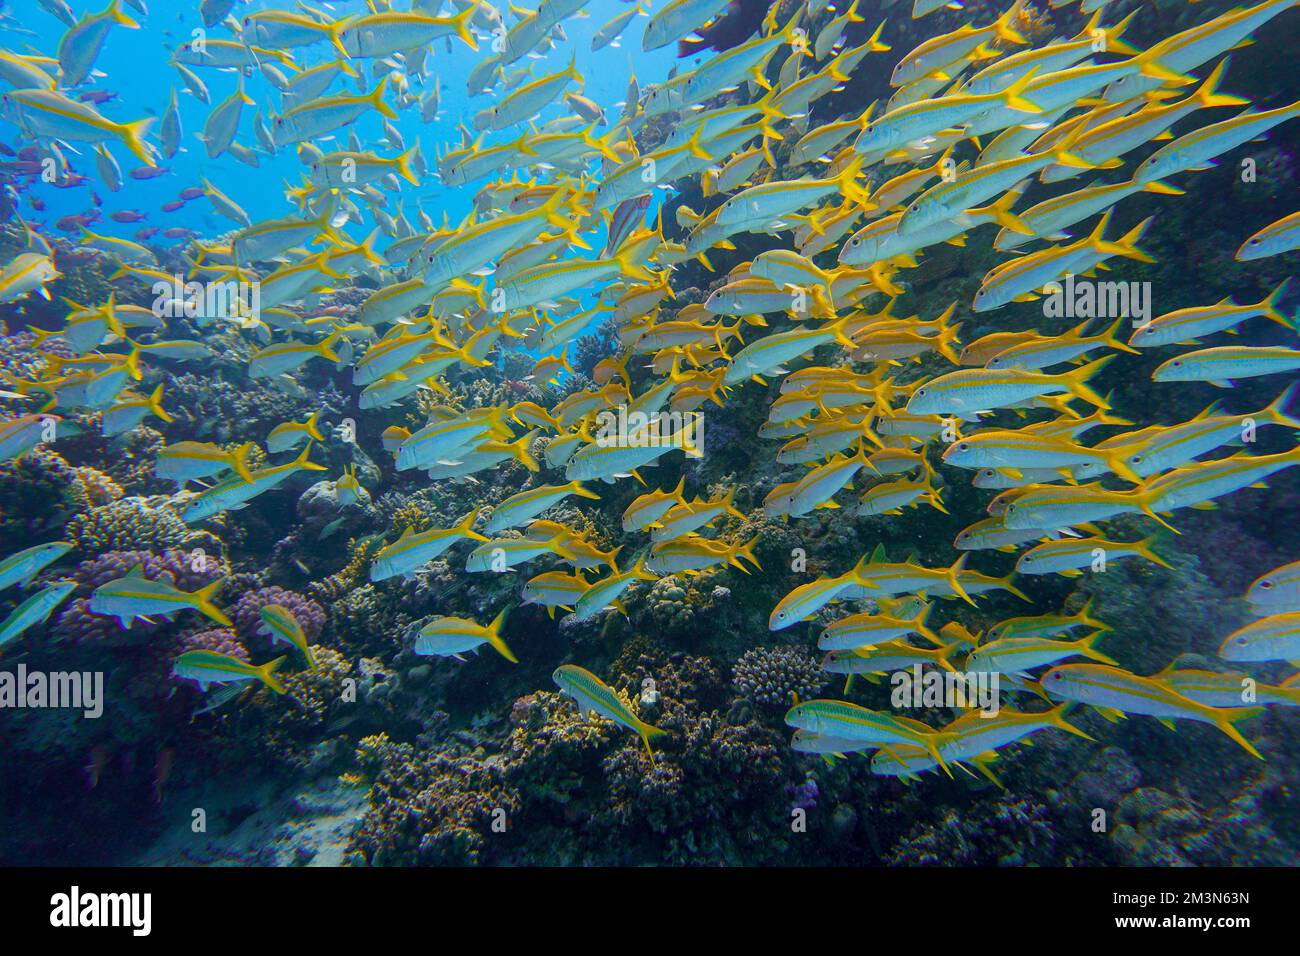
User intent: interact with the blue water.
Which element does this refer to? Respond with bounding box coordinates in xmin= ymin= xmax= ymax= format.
xmin=5 ymin=0 xmax=1300 ymax=871
xmin=10 ymin=0 xmax=681 ymax=237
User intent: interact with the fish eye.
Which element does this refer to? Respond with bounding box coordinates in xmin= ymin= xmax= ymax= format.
xmin=1132 ymin=455 xmax=1143 ymax=463
xmin=1260 ymin=580 xmax=1274 ymax=589
xmin=1236 ymin=636 xmax=1248 ymax=645
xmin=956 ymin=442 xmax=968 ymax=451
xmin=916 ymin=387 xmax=927 ymax=395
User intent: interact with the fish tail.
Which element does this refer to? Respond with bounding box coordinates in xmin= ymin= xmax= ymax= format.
xmin=1134 ymin=47 xmax=1190 ymax=85
xmin=638 ymin=720 xmax=667 ymax=766
xmin=451 ymin=2 xmax=480 ymax=51
xmin=118 ymin=117 xmax=157 ymax=168
xmin=1140 ymin=179 xmax=1184 ymax=195
xmin=1195 ymin=57 xmax=1249 ymax=108
xmin=947 ymin=552 xmax=974 ymax=606
xmin=310 ymin=329 xmax=342 ymax=363
xmin=304 ymin=410 xmax=324 ymax=442
xmin=935 ymin=305 xmax=962 ymax=363
xmin=993 ymin=0 xmax=1028 ymax=44
xmin=193 ymin=577 xmax=232 ymax=627
xmin=722 ymin=483 xmax=746 ymax=519
xmin=808 ymin=283 xmax=837 ymax=319
xmin=148 ymin=384 xmax=174 ymax=423
xmin=1079 ymin=630 xmax=1121 ymax=667
xmin=506 ymin=433 xmax=540 ymax=472
xmin=1102 ymin=447 xmax=1143 ymax=484
xmin=733 ymin=535 xmax=762 ymax=572
xmin=985 ymin=187 xmax=1032 ymax=235
xmin=1260 ymin=276 xmax=1293 ymax=328
xmin=325 ymin=19 xmax=351 ymax=60
xmin=581 ymin=127 xmax=620 ymax=164
xmin=1064 ymin=354 xmax=1114 ymax=409
xmin=106 ymin=0 xmax=139 ymax=28
xmin=1096 ymin=9 xmax=1140 ymax=56
xmin=571 ymin=481 xmax=603 ymax=501
xmin=915 ymin=605 xmax=944 ymax=646
xmin=683 ymin=126 xmax=713 ymax=162
xmin=458 ymin=507 xmax=490 ymax=542
xmin=1100 ymin=316 xmax=1140 ymax=354
xmin=1048 ymin=702 xmax=1096 ymax=740
xmin=1264 ymin=380 xmax=1300 ymax=429
xmin=922 ymin=733 xmax=954 ymax=778
xmin=1137 ymin=487 xmax=1181 ymax=535
xmin=1134 ymin=534 xmax=1173 ymax=570
xmin=394 ymin=146 xmax=420 ymax=186
xmin=836 ymin=154 xmax=870 ymax=208
xmin=230 ymin=442 xmax=256 ymax=484
xmin=541 ymin=189 xmax=579 ymax=233
xmin=1214 ymin=707 xmax=1265 ymax=760
xmin=485 ymin=606 xmax=518 ymax=664
xmin=258 ymin=656 xmax=288 ymax=695
xmin=368 ymin=75 xmax=397 ymax=120
xmin=1000 ymin=68 xmax=1041 ymax=114
xmin=613 ymin=248 xmax=654 ymax=283
xmin=1102 ymin=215 xmax=1157 ymax=264
xmin=1075 ymin=594 xmax=1110 ymax=633
xmin=828 ymin=311 xmax=857 ymax=348
xmin=293 ymin=441 xmax=328 ymax=472
xmin=865 ymin=18 xmax=890 ymax=52
xmin=701 ymin=168 xmax=719 ymax=198
xmin=847 ymin=551 xmax=879 ymax=590
xmin=999 ymin=572 xmax=1032 ymax=602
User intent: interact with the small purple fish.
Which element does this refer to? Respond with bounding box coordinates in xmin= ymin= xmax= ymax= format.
xmin=604 ymin=194 xmax=650 ymax=258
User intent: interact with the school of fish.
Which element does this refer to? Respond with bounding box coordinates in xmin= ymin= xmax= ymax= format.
xmin=1 ymin=0 xmax=1299 ymax=782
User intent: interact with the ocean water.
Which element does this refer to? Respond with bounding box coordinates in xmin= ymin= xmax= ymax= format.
xmin=0 ymin=0 xmax=1299 ymax=869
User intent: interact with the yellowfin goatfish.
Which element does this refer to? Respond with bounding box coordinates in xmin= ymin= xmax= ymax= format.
xmin=1041 ymin=663 xmax=1263 ymax=759
xmin=172 ymin=650 xmax=286 ymax=694
xmin=370 ymin=510 xmax=488 ymax=582
xmin=258 ymin=604 xmax=316 ymax=669
xmin=416 ymin=608 xmax=517 ymax=663
xmin=0 ymin=542 xmax=73 ymax=592
xmin=181 ymin=445 xmax=326 ymax=523
xmin=155 ymin=441 xmax=255 ymax=488
xmin=89 ymin=564 xmax=230 ymax=628
xmin=553 ymin=663 xmax=667 ymax=762
xmin=0 ymin=581 xmax=75 ymax=649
